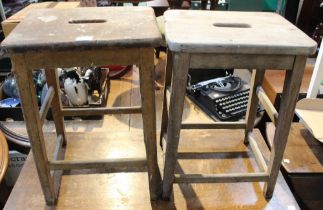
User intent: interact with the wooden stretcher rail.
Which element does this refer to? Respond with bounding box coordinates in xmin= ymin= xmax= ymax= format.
xmin=189 ymin=54 xmax=295 ymax=70
xmin=62 ymin=106 xmax=142 ymax=116
xmin=39 ymin=86 xmax=55 ymax=124
xmin=248 ymin=132 xmax=268 ymax=172
xmin=48 ymin=158 xmax=147 ymax=170
xmin=174 ymin=172 xmax=269 ymax=183
xmin=52 ymin=135 xmax=63 ymax=161
xmin=256 ymin=86 xmax=279 ymax=126
xmin=181 ymin=122 xmax=246 ymax=129
xmin=21 ymin=48 xmax=141 ymax=69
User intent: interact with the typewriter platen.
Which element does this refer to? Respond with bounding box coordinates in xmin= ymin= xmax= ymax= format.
xmin=187 ymin=74 xmax=260 ymax=121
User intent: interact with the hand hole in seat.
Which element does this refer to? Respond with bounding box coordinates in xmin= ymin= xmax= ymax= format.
xmin=213 ymin=23 xmax=251 ymax=28
xmin=69 ymin=19 xmax=107 ymax=24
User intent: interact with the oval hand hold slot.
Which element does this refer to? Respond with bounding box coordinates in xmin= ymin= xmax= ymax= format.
xmin=69 ymin=19 xmax=107 ymax=24
xmin=213 ymin=23 xmax=251 ymax=28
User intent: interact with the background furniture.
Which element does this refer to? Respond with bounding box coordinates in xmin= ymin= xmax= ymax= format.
xmin=161 ymin=9 xmax=316 ymax=200
xmin=297 ymin=0 xmax=322 ymax=38
xmin=262 ymin=66 xmax=315 ymax=105
xmin=295 ymin=40 xmax=323 ymax=142
xmin=228 ymin=0 xmax=285 ymax=12
xmin=266 ymin=123 xmax=323 ymax=209
xmin=1 ymin=1 xmax=81 ymax=37
xmin=306 ymin=41 xmax=323 ymax=98
xmin=1 ymin=7 xmax=162 ymax=205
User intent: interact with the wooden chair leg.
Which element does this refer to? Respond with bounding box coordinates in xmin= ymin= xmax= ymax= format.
xmin=264 ymin=56 xmax=307 ymax=199
xmin=13 ymin=56 xmax=56 ymax=205
xmin=139 ymin=48 xmax=162 ymax=200
xmin=45 ymin=69 xmax=67 ymax=146
xmin=244 ymin=69 xmax=265 ymax=144
xmin=162 ymin=53 xmax=190 ymax=200
xmin=160 ymin=51 xmax=173 ymax=148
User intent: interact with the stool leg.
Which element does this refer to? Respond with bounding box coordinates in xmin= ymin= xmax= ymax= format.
xmin=160 ymin=51 xmax=173 ymax=148
xmin=12 ymin=56 xmax=56 ymax=205
xmin=45 ymin=69 xmax=67 ymax=146
xmin=163 ymin=53 xmax=190 ymax=200
xmin=264 ymin=56 xmax=307 ymax=198
xmin=244 ymin=69 xmax=265 ymax=144
xmin=139 ymin=48 xmax=162 ymax=200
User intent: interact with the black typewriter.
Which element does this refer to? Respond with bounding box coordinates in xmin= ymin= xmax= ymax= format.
xmin=187 ymin=75 xmax=259 ymax=121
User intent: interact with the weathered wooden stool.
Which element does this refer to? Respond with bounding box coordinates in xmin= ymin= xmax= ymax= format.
xmin=1 ymin=7 xmax=162 ymax=205
xmin=160 ymin=10 xmax=316 ymax=200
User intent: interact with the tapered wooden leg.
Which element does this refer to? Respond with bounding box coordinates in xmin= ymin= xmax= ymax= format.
xmin=139 ymin=48 xmax=162 ymax=200
xmin=163 ymin=53 xmax=190 ymax=200
xmin=160 ymin=51 xmax=173 ymax=147
xmin=244 ymin=69 xmax=265 ymax=144
xmin=12 ymin=55 xmax=56 ymax=205
xmin=45 ymin=69 xmax=67 ymax=146
xmin=264 ymin=56 xmax=307 ymax=198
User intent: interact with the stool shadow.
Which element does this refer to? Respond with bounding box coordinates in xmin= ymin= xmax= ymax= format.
xmin=175 ymin=164 xmax=205 ymax=210
xmin=300 ymin=128 xmax=323 ymax=166
xmin=177 ymin=151 xmax=250 ymax=160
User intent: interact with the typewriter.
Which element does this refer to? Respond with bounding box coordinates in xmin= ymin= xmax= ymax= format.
xmin=187 ymin=74 xmax=259 ymax=121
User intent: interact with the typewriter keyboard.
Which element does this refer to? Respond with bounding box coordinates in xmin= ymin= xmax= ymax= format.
xmin=213 ymin=89 xmax=250 ymax=121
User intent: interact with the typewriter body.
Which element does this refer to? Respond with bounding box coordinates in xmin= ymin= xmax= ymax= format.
xmin=187 ymin=73 xmax=259 ymax=121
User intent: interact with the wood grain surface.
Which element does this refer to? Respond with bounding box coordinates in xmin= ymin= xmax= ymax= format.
xmin=164 ymin=10 xmax=317 ymax=54
xmin=3 ymin=2 xmax=80 ymax=22
xmin=1 ymin=7 xmax=161 ymax=52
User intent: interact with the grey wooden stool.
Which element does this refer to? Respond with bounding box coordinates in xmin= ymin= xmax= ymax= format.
xmin=160 ymin=10 xmax=316 ymax=200
xmin=1 ymin=7 xmax=162 ymax=205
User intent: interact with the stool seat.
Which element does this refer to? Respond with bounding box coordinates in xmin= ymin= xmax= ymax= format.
xmin=164 ymin=10 xmax=316 ymax=55
xmin=2 ymin=7 xmax=161 ymax=53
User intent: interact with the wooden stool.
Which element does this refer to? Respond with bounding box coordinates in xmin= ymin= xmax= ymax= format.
xmin=1 ymin=7 xmax=162 ymax=205
xmin=160 ymin=10 xmax=316 ymax=200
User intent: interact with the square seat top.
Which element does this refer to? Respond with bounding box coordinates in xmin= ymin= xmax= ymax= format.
xmin=1 ymin=7 xmax=161 ymax=53
xmin=164 ymin=10 xmax=317 ymax=55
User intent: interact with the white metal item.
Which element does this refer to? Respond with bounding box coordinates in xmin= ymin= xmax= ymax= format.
xmin=0 ymin=0 xmax=6 ymax=20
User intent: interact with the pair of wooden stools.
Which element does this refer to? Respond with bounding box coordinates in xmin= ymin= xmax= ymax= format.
xmin=1 ymin=7 xmax=316 ymax=205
